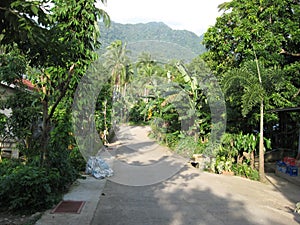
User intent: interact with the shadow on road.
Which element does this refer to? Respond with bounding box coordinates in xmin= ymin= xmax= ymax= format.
xmin=94 ymin=125 xmax=300 ymax=224
xmin=91 ymin=165 xmax=299 ymax=225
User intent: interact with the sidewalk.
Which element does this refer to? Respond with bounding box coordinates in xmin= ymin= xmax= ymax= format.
xmin=35 ymin=176 xmax=106 ymax=225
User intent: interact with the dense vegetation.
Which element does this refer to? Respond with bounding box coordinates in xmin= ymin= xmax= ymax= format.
xmin=98 ymin=21 xmax=206 ymax=62
xmin=202 ymin=0 xmax=300 ymax=181
xmin=94 ymin=0 xmax=300 ymax=182
xmin=0 ymin=0 xmax=299 ymax=214
xmin=0 ymin=0 xmax=109 ymax=212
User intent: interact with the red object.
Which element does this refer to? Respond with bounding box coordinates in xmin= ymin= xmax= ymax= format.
xmin=21 ymin=79 xmax=35 ymax=90
xmin=283 ymin=157 xmax=296 ymax=166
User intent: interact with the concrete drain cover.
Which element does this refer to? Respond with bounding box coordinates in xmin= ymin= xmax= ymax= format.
xmin=51 ymin=200 xmax=85 ymax=214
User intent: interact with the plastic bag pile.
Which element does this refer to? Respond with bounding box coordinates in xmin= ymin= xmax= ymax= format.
xmin=86 ymin=156 xmax=113 ymax=179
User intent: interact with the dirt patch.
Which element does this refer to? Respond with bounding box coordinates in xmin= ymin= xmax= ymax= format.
xmin=0 ymin=211 xmax=42 ymax=225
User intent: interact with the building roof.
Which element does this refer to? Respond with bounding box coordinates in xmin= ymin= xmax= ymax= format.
xmin=0 ymin=79 xmax=35 ymax=91
xmin=268 ymin=107 xmax=300 ymax=113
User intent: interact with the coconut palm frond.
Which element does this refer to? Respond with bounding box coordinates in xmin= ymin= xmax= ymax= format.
xmin=222 ymin=68 xmax=249 ymax=93
xmin=241 ymin=83 xmax=264 ymax=116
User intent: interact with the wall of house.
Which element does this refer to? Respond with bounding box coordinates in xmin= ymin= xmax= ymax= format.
xmin=0 ymin=84 xmax=14 ymax=117
xmin=0 ymin=83 xmax=18 ymax=158
xmin=1 ymin=82 xmax=16 ymax=100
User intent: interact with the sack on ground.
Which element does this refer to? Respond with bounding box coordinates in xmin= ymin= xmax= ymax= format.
xmin=86 ymin=156 xmax=113 ymax=179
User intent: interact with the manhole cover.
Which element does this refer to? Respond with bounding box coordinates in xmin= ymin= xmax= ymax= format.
xmin=51 ymin=200 xmax=85 ymax=214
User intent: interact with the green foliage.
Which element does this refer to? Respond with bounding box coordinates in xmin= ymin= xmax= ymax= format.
xmin=0 ymin=158 xmax=23 ymax=176
xmin=0 ymin=0 xmax=112 ymax=213
xmin=103 ymin=40 xmax=130 ymax=88
xmin=202 ymin=2 xmax=300 ymax=160
xmin=0 ymin=91 xmax=42 ymax=153
xmin=46 ymin=147 xmax=78 ymax=191
xmin=69 ymin=147 xmax=86 ymax=172
xmin=219 ymin=132 xmax=271 ymax=157
xmin=223 ymin=60 xmax=296 ymax=133
xmin=129 ymin=100 xmax=149 ymax=124
xmin=127 ymin=58 xmax=214 ymax=157
xmin=213 ymin=133 xmax=238 ymax=174
xmin=215 ymin=156 xmax=235 ymax=174
xmin=0 ymin=0 xmax=111 ymax=166
xmin=202 ymin=0 xmax=300 ymax=75
xmin=232 ymin=163 xmax=260 ymax=181
xmin=0 ymin=163 xmax=61 ymax=213
xmin=212 ymin=132 xmax=271 ymax=180
xmin=0 ymin=48 xmax=27 ymax=83
xmin=47 ymin=107 xmax=78 ymax=188
xmin=175 ymin=135 xmax=201 ymax=158
xmin=0 ymin=0 xmax=52 ymax=52
xmin=0 ymin=113 xmax=7 ymax=134
xmin=136 ymin=52 xmax=164 ymax=77
xmin=98 ymin=21 xmax=205 ymax=61
xmin=165 ymin=133 xmax=179 ymax=149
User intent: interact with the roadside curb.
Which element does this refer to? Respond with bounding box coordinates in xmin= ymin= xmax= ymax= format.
xmin=35 ymin=176 xmax=106 ymax=225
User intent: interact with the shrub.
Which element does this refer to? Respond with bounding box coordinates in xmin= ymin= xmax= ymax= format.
xmin=47 ymin=145 xmax=78 ymax=191
xmin=129 ymin=101 xmax=148 ymax=124
xmin=0 ymin=164 xmax=61 ymax=213
xmin=47 ymin=109 xmax=79 ymax=190
xmin=0 ymin=158 xmax=23 ymax=176
xmin=69 ymin=147 xmax=86 ymax=172
xmin=211 ymin=132 xmax=264 ymax=180
xmin=232 ymin=163 xmax=260 ymax=181
xmin=214 ymin=155 xmax=234 ymax=174
xmin=175 ymin=135 xmax=199 ymax=158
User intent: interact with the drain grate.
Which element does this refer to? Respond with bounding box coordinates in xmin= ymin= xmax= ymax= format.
xmin=51 ymin=200 xmax=85 ymax=214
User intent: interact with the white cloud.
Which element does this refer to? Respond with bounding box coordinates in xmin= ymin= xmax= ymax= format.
xmin=98 ymin=0 xmax=225 ymax=35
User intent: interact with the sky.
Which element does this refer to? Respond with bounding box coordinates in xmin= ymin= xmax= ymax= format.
xmin=97 ymin=0 xmax=226 ymax=36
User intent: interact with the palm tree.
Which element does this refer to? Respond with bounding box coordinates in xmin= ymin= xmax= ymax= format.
xmin=103 ymin=40 xmax=132 ymax=123
xmin=103 ymin=40 xmax=130 ymax=95
xmin=135 ymin=52 xmax=161 ymax=101
xmin=223 ymin=59 xmax=290 ymax=182
xmin=136 ymin=52 xmax=158 ymax=77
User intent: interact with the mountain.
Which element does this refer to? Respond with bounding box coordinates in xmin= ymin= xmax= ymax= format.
xmin=98 ymin=21 xmax=206 ymax=63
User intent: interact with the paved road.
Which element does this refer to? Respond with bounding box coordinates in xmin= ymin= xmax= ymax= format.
xmin=91 ymin=125 xmax=300 ymax=225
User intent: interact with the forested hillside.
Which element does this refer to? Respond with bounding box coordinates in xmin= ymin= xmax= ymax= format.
xmin=98 ymin=21 xmax=206 ymax=62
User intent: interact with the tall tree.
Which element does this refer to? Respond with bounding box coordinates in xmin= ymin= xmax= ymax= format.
xmin=202 ymin=0 xmax=300 ymax=141
xmin=36 ymin=0 xmax=110 ymax=165
xmin=0 ymin=0 xmax=110 ymax=166
xmin=223 ymin=59 xmax=294 ymax=181
xmin=136 ymin=52 xmax=159 ymax=77
xmin=135 ymin=52 xmax=164 ymax=101
xmin=102 ymin=40 xmax=131 ymax=123
xmin=0 ymin=0 xmax=51 ymax=53
xmin=103 ymin=40 xmax=130 ymax=94
xmin=202 ymin=0 xmax=300 ymax=78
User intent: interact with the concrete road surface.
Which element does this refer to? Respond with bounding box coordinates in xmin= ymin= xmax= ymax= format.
xmin=91 ymin=125 xmax=300 ymax=225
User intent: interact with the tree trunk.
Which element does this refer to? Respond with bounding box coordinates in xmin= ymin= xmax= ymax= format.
xmin=237 ymin=154 xmax=243 ymax=164
xmin=40 ymin=99 xmax=49 ymax=167
xmin=250 ymin=150 xmax=255 ymax=169
xmin=40 ymin=75 xmax=50 ymax=167
xmin=103 ymin=100 xmax=108 ymax=144
xmin=259 ymin=100 xmax=266 ymax=182
xmin=254 ymin=52 xmax=266 ymax=182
